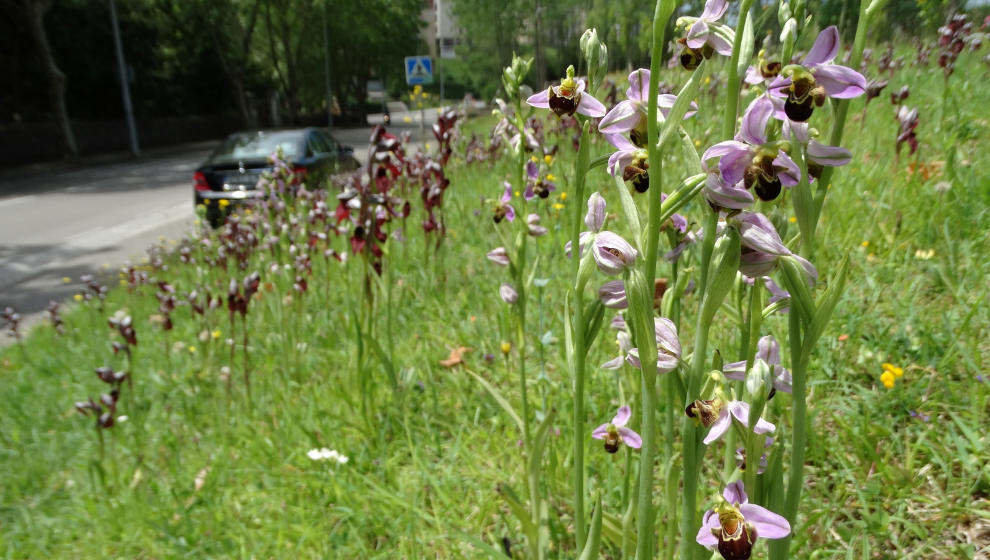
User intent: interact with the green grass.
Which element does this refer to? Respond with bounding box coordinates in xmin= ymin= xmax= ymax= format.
xmin=2 ymin=49 xmax=989 ymax=558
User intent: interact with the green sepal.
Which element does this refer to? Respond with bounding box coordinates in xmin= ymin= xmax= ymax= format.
xmin=701 ymin=226 xmax=741 ymax=326
xmin=578 ymin=495 xmax=604 ymax=560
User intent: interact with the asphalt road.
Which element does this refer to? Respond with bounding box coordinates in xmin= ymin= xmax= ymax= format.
xmin=0 ymin=117 xmax=437 ymax=343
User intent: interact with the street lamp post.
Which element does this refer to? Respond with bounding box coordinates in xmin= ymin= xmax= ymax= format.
xmin=108 ymin=0 xmax=139 ymax=156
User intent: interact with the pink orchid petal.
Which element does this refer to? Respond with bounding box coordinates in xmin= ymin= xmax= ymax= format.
xmin=526 ymin=88 xmax=550 ymax=109
xmin=703 ymin=409 xmax=731 ymax=444
xmin=723 ymin=480 xmax=748 ymax=504
xmin=612 ymin=405 xmax=632 ymax=427
xmin=739 ymin=503 xmax=791 ymax=539
xmin=738 ymin=97 xmax=773 ymax=145
xmin=618 ymin=427 xmax=642 ymax=449
xmin=626 ymin=68 xmax=650 ymax=102
xmin=577 ymin=93 xmax=607 ymax=118
xmin=814 ymin=64 xmax=867 ymax=98
xmin=701 ymin=0 xmax=728 ymax=20
xmin=591 ymin=423 xmax=610 ymax=439
xmin=808 ymin=141 xmax=852 ymax=166
xmin=710 ymin=33 xmax=734 ymax=56
xmin=744 ymin=65 xmax=763 ymax=85
xmin=696 ymin=510 xmax=721 ymax=548
xmin=599 ymin=100 xmax=642 ymax=134
xmin=774 ymin=152 xmax=801 ymax=186
xmin=686 ymin=20 xmax=710 ymax=49
xmin=804 ymin=26 xmax=840 ymax=66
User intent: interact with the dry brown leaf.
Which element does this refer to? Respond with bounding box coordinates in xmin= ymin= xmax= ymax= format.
xmin=194 ymin=466 xmax=210 ymax=492
xmin=439 ymin=346 xmax=471 ymax=368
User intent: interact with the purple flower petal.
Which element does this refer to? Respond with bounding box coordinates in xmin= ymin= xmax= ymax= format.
xmin=618 ymin=427 xmax=642 ymax=449
xmin=606 ymin=132 xmax=638 ymax=152
xmin=625 ymin=69 xmax=650 ymax=102
xmin=739 ymin=503 xmax=791 ymax=539
xmin=710 ymin=33 xmax=734 ymax=56
xmin=592 ymin=231 xmax=638 ymax=275
xmin=813 ymin=64 xmax=867 ymax=98
xmin=686 ymin=20 xmax=710 ymax=50
xmin=808 ymin=140 xmax=852 ymax=167
xmin=526 ymin=88 xmax=551 ymax=109
xmin=655 ymin=317 xmax=681 ymax=358
xmin=607 ymin=149 xmax=636 ymax=177
xmin=526 ymin=160 xmax=539 ymax=180
xmin=744 ymin=65 xmax=763 ymax=85
xmin=612 ymin=405 xmax=632 ymax=427
xmin=704 ymin=174 xmax=754 ymax=210
xmin=577 ymin=92 xmax=607 ymax=118
xmin=696 ymin=510 xmax=720 ymax=548
xmin=486 ymin=247 xmax=510 ymax=266
xmin=591 ymin=423 xmax=610 ymax=439
xmin=504 ymin=204 xmax=515 ymax=222
xmin=737 ymin=97 xmax=773 ymax=145
xmin=804 ymin=26 xmax=840 ymax=67
xmin=729 ymin=401 xmax=776 ymax=434
xmin=722 ymin=480 xmax=748 ymax=504
xmin=598 ymin=280 xmax=628 ymax=309
xmin=499 ymin=283 xmax=519 ymax=304
xmin=701 ymin=0 xmax=728 ymax=20
xmin=756 ymin=335 xmax=781 ymax=366
xmin=585 ymin=192 xmax=606 ymax=231
xmin=601 ymin=356 xmax=625 ymax=369
xmin=703 ymin=409 xmax=732 ymax=444
xmin=523 ymin=184 xmax=535 ymax=201
xmin=501 ymin=182 xmax=513 ymax=203
xmin=738 ymin=213 xmax=789 ymax=255
xmin=599 ymin=100 xmax=642 ymax=134
xmin=719 ymin=147 xmax=754 ymax=186
xmin=774 ymin=152 xmax=801 ymax=186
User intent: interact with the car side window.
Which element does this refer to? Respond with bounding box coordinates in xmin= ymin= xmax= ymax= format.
xmin=318 ymin=130 xmax=338 ymax=153
xmin=308 ymin=132 xmax=329 ymax=155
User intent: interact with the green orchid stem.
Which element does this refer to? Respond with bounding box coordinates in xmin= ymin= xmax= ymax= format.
xmin=721 ymin=0 xmax=756 ymax=140
xmin=678 ymin=208 xmax=718 ymax=560
xmin=777 ymin=305 xmax=809 ymax=558
xmin=635 ymin=1 xmax=675 ymax=558
xmin=571 ymin=121 xmax=591 ymax=550
xmin=814 ymin=0 xmax=880 ymax=222
xmin=791 ymin=145 xmax=815 ymax=258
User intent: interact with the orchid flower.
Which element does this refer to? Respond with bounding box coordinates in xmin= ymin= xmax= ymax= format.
xmin=723 ymin=335 xmax=794 ymax=395
xmin=696 ymin=481 xmax=791 ymax=559
xmin=782 ymin=120 xmax=852 ymax=180
xmin=527 ymin=65 xmax=606 ymax=119
xmin=605 ymin=133 xmax=651 ymax=192
xmin=599 ymin=69 xmax=697 ymax=146
xmin=492 ymin=181 xmax=516 ymax=223
xmin=598 ymin=280 xmax=628 ymax=309
xmin=591 ymin=405 xmax=642 ymax=453
xmin=601 ymin=329 xmax=635 ymax=369
xmin=769 ymin=26 xmax=867 ymax=121
xmin=487 ymin=247 xmax=510 ymax=266
xmin=526 ymin=213 xmax=548 ymax=237
xmin=736 ymin=437 xmax=774 ymax=474
xmin=682 ymin=0 xmax=733 ymax=55
xmin=500 ymin=283 xmax=519 ymax=304
xmin=592 ymin=231 xmax=638 ymax=275
xmin=702 ymin=96 xmax=800 ymax=202
xmin=734 ymin=212 xmax=817 ymax=282
xmin=625 ymin=317 xmax=682 ymax=374
xmin=701 ymin=400 xmax=776 ymax=445
xmin=522 ymin=160 xmax=556 ymax=201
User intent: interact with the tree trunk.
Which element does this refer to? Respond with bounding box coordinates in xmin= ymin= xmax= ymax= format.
xmin=23 ymin=0 xmax=77 ymax=156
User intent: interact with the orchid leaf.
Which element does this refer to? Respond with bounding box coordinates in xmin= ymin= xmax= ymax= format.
xmin=466 ymin=369 xmax=524 ymax=435
xmin=528 ymin=409 xmax=556 ymax=476
xmin=657 ymin=63 xmax=705 ymax=151
xmin=577 ymin=495 xmax=603 ymax=560
xmin=803 ymin=256 xmax=849 ymax=355
xmin=582 ymin=299 xmax=605 ymax=355
xmin=736 ymin=10 xmax=755 ymax=78
xmin=778 ymin=257 xmax=816 ymax=326
xmin=496 ymin=483 xmax=538 ymax=543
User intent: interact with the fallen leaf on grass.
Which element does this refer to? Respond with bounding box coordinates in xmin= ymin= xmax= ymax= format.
xmin=440 ymin=346 xmax=472 ymax=368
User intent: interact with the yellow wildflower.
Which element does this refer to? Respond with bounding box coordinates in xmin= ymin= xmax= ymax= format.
xmin=218 ymin=199 xmax=230 ymax=209
xmin=860 ymin=241 xmax=869 ymax=248
xmin=514 ymin=190 xmax=520 ymax=197
xmin=530 ymin=155 xmax=538 ymax=163
xmin=880 ymin=371 xmax=895 ymax=388
xmin=188 ymin=346 xmax=197 ymax=354
xmin=882 ymin=363 xmax=904 ymax=378
xmin=62 ymin=277 xmax=71 ymax=284
xmin=544 ymin=154 xmax=554 ymax=165
xmin=553 ymin=203 xmax=565 ymax=210
xmin=789 ymin=216 xmax=797 ymax=223
xmin=73 ymin=294 xmax=83 ymax=302
xmin=546 ymin=173 xmax=557 ymax=182
xmin=560 ymin=192 xmax=568 ymax=201
xmin=211 ymin=329 xmax=222 ymax=340
xmin=403 ymin=116 xmax=412 ymax=123
xmin=500 ymin=341 xmax=512 ymax=354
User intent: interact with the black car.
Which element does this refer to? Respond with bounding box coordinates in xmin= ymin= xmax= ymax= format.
xmin=194 ymin=128 xmax=359 ymax=226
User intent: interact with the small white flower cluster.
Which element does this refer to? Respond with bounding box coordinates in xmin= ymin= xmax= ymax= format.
xmin=306 ymin=448 xmax=349 ymax=464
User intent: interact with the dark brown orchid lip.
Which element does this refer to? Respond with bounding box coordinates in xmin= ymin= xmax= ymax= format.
xmin=548 ymin=89 xmax=579 ymax=117
xmin=716 ymin=521 xmax=757 ymax=560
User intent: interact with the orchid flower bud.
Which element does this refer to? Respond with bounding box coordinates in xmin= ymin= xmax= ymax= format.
xmin=746 ymin=358 xmax=771 ymax=397
xmin=487 ymin=247 xmax=510 ymax=266
xmin=592 ymin=231 xmax=638 ymax=275
xmin=499 ymin=283 xmax=519 ymax=304
xmin=598 ymin=280 xmax=627 ymax=309
xmin=701 ymin=226 xmax=740 ymax=325
xmin=585 ymin=192 xmax=606 ymax=232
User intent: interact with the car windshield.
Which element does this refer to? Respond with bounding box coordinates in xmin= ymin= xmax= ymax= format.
xmin=209 ymin=131 xmax=303 ymax=164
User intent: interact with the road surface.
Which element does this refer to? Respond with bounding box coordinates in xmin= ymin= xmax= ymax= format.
xmin=0 ymin=117 xmax=438 ymax=343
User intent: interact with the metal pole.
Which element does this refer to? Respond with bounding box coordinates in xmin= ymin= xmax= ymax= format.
xmin=108 ymin=0 xmax=139 ymax=156
xmin=437 ymin=0 xmax=444 ymax=104
xmin=322 ymin=2 xmax=334 ymax=130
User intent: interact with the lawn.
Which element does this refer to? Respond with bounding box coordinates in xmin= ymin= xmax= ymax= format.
xmin=2 ymin=32 xmax=989 ymax=560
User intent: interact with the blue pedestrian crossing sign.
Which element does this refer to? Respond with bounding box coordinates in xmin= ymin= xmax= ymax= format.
xmin=404 ymin=56 xmax=433 ymax=86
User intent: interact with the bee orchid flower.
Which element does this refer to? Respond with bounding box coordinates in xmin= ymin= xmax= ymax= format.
xmin=696 ymin=481 xmax=791 ymax=559
xmin=591 ymin=405 xmax=642 ymax=453
xmin=768 ymin=26 xmax=867 ymax=121
xmin=527 ymin=65 xmax=606 ymax=119
xmin=702 ymin=96 xmax=800 ymax=202
xmin=599 ymin=69 xmax=697 ymax=146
